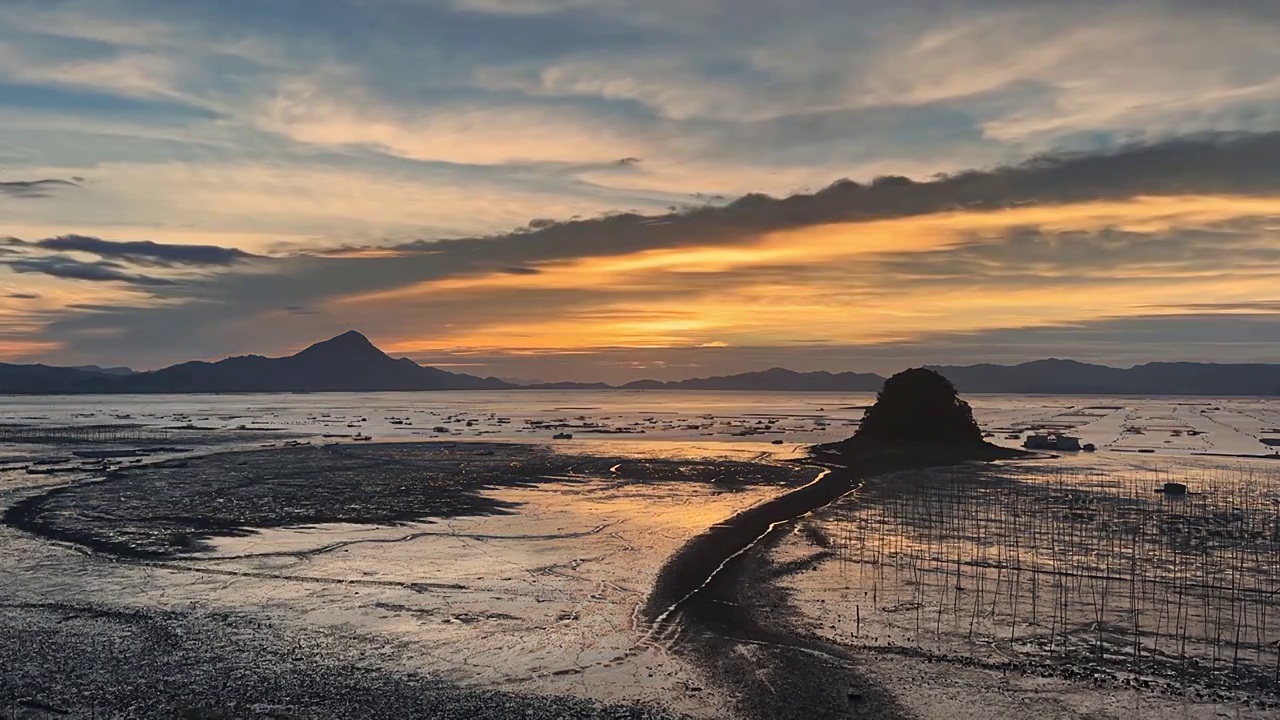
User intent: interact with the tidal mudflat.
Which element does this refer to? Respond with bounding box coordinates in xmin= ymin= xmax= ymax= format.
xmin=1 ymin=439 xmax=814 ymax=718
xmin=4 ymin=392 xmax=1280 ymax=718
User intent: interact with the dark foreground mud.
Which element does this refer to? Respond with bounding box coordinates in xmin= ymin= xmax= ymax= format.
xmin=0 ymin=599 xmax=682 ymax=720
xmin=5 ymin=442 xmax=810 ymax=559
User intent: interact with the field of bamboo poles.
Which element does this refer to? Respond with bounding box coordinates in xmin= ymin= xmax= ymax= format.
xmin=0 ymin=423 xmax=172 ymax=444
xmin=822 ymin=457 xmax=1280 ymax=700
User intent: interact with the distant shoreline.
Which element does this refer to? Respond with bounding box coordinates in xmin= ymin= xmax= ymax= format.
xmin=3 ymin=387 xmax=1279 ymax=398
xmin=9 ymin=331 xmax=1280 ymax=396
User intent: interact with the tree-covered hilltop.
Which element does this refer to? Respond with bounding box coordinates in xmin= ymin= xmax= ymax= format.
xmin=855 ymin=368 xmax=983 ymax=446
xmin=822 ymin=368 xmax=1024 ymax=461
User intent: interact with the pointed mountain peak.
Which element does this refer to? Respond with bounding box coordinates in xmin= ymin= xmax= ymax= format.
xmin=331 ymin=329 xmax=372 ymax=344
xmin=292 ymin=330 xmax=387 ymax=362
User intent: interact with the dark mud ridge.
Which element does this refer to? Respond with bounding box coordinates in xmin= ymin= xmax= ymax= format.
xmin=644 ymin=443 xmax=1027 ymax=720
xmin=644 ymin=444 xmax=1025 ymax=624
xmin=4 ymin=442 xmax=812 ymax=559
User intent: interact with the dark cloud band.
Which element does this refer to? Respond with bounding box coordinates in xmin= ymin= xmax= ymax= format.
xmin=7 ymin=256 xmax=178 ymax=286
xmin=17 ymin=131 xmax=1280 ymax=366
xmin=0 ymin=178 xmax=79 ymax=200
xmin=27 ymin=235 xmax=259 ymax=267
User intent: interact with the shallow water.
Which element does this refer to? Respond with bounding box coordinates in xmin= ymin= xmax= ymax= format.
xmin=4 ymin=390 xmax=1280 ymax=462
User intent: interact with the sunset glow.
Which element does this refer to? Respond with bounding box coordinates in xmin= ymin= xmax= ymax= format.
xmin=325 ymin=194 xmax=1280 ymax=359
xmin=5 ymin=0 xmax=1280 ymax=381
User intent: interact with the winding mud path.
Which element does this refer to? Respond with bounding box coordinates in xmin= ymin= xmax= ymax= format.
xmin=644 ymin=465 xmax=846 ymax=626
xmin=644 ymin=447 xmax=1021 ymax=719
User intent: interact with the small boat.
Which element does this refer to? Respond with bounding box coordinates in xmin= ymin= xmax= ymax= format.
xmin=553 ymin=432 xmax=573 ymax=440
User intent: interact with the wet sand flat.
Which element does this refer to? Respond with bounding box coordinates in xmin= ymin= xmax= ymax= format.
xmin=769 ymin=454 xmax=1280 ymax=719
xmin=1 ymin=440 xmax=813 ymax=718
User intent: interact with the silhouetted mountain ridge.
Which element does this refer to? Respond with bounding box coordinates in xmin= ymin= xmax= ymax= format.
xmin=525 ymin=381 xmax=615 ymax=390
xmin=70 ymin=365 xmax=135 ymax=375
xmin=637 ymin=359 xmax=1280 ymax=395
xmin=620 ymin=367 xmax=884 ymax=391
xmin=0 ymin=331 xmax=513 ymax=394
xmin=925 ymin=359 xmax=1280 ymax=395
xmin=6 ymin=334 xmax=1280 ymax=395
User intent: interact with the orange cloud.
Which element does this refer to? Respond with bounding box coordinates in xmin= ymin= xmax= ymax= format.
xmin=334 ymin=193 xmax=1280 ymax=353
xmin=0 ymin=339 xmax=65 ymax=358
xmin=338 ymin=193 xmax=1280 ymax=302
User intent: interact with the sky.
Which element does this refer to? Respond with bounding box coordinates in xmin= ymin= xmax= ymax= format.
xmin=4 ymin=0 xmax=1280 ymax=383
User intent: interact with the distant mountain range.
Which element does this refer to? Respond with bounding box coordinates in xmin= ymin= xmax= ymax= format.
xmin=5 ymin=332 xmax=1280 ymax=395
xmin=623 ymin=367 xmax=885 ymax=391
xmin=516 ymin=360 xmax=1280 ymax=395
xmin=0 ymin=331 xmax=511 ymax=394
xmin=525 ymin=367 xmax=883 ymax=392
xmin=925 ymin=358 xmax=1280 ymax=396
xmin=69 ymin=365 xmax=135 ymax=376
